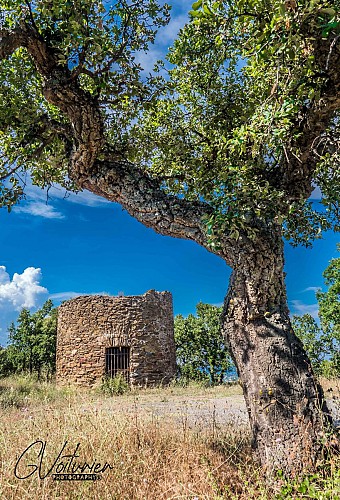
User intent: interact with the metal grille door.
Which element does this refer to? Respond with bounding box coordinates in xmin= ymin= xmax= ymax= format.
xmin=105 ymin=347 xmax=130 ymax=382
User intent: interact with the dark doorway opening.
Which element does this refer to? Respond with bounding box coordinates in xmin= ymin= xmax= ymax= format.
xmin=105 ymin=346 xmax=130 ymax=382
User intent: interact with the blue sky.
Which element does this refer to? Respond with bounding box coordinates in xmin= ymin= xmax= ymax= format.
xmin=0 ymin=1 xmax=339 ymax=344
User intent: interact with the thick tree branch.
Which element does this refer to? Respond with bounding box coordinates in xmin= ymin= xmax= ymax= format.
xmin=1 ymin=22 xmax=103 ymax=170
xmin=0 ymin=27 xmax=25 ymax=59
xmin=80 ymin=156 xmax=223 ymax=252
xmin=279 ymin=32 xmax=340 ymax=201
xmin=0 ymin=161 xmax=21 ymax=181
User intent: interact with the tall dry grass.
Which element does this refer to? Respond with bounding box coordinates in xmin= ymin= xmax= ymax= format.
xmin=0 ymin=376 xmax=338 ymax=499
xmin=0 ymin=397 xmax=261 ymax=498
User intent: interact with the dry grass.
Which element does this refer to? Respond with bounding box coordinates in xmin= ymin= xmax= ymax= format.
xmin=0 ymin=389 xmax=262 ymax=499
xmin=0 ymin=376 xmax=339 ymax=499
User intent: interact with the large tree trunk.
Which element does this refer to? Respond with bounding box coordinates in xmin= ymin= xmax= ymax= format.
xmin=222 ymin=227 xmax=333 ymax=477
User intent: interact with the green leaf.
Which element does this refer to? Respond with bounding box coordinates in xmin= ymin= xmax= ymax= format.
xmin=203 ymin=4 xmax=214 ymax=16
xmin=189 ymin=10 xmax=203 ymax=18
xmin=192 ymin=0 xmax=203 ymax=10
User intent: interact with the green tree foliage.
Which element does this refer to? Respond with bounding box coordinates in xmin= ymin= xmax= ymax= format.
xmin=0 ymin=0 xmax=339 ymax=244
xmin=292 ymin=314 xmax=327 ymax=375
xmin=0 ymin=0 xmax=170 ymax=209
xmin=317 ymin=244 xmax=340 ymax=342
xmin=0 ymin=345 xmax=15 ymax=376
xmin=174 ymin=303 xmax=234 ymax=384
xmin=132 ymin=0 xmax=340 ymax=247
xmin=292 ymin=245 xmax=340 ymax=377
xmin=0 ymin=300 xmax=57 ymax=379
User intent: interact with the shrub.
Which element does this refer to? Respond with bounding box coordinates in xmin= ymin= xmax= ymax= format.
xmin=0 ymin=374 xmax=74 ymax=408
xmin=101 ymin=374 xmax=130 ymax=396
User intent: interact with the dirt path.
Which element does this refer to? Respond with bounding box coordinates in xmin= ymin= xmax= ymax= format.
xmin=79 ymin=389 xmax=340 ymax=429
xmin=123 ymin=393 xmax=249 ymax=427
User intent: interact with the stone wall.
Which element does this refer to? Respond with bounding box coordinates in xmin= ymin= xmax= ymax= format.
xmin=56 ymin=290 xmax=176 ymax=387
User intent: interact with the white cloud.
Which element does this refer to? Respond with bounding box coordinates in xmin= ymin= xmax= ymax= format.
xmin=11 ymin=176 xmax=111 ymax=219
xmin=0 ymin=266 xmax=48 ymax=310
xmin=66 ymin=190 xmax=111 ymax=207
xmin=49 ymin=291 xmax=110 ymax=302
xmin=135 ymin=13 xmax=189 ymax=73
xmin=290 ymin=300 xmax=319 ymax=319
xmin=303 ymin=286 xmax=322 ymax=293
xmin=135 ymin=47 xmax=166 ymax=74
xmin=157 ymin=14 xmax=188 ymax=46
xmin=13 ymin=201 xmax=65 ymax=219
xmin=24 ymin=179 xmax=111 ymax=208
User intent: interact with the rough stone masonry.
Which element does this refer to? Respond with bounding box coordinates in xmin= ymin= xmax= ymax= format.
xmin=56 ymin=290 xmax=176 ymax=387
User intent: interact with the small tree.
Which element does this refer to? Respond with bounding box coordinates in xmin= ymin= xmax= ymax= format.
xmin=5 ymin=300 xmax=57 ymax=379
xmin=292 ymin=315 xmax=326 ymax=375
xmin=0 ymin=346 xmax=15 ymax=377
xmin=175 ymin=303 xmax=234 ymax=384
xmin=317 ymin=244 xmax=340 ymax=374
xmin=293 ymin=246 xmax=340 ymax=377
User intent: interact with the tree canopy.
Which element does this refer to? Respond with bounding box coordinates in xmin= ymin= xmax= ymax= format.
xmin=292 ymin=244 xmax=339 ymax=376
xmin=0 ymin=300 xmax=57 ymax=378
xmin=317 ymin=243 xmax=340 ymax=341
xmin=132 ymin=0 xmax=340 ymax=247
xmin=0 ymin=0 xmax=170 ymax=208
xmin=174 ymin=302 xmax=234 ymax=384
xmin=0 ymin=1 xmax=339 ymax=254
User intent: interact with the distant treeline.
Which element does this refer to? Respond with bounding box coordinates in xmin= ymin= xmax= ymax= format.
xmin=0 ymin=284 xmax=338 ymax=382
xmin=0 ymin=300 xmax=56 ymax=380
